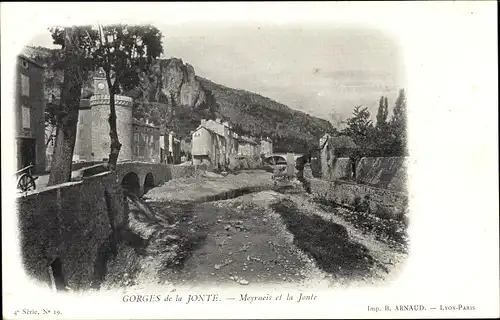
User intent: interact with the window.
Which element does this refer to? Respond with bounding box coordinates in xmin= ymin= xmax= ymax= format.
xmin=21 ymin=60 xmax=28 ymax=69
xmin=21 ymin=106 xmax=30 ymax=129
xmin=20 ymin=74 xmax=29 ymax=97
xmin=134 ymin=133 xmax=139 ymax=143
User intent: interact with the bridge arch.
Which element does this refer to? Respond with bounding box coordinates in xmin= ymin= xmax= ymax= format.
xmin=121 ymin=172 xmax=140 ymax=197
xmin=143 ymin=172 xmax=155 ymax=195
xmin=265 ymin=155 xmax=287 ymax=165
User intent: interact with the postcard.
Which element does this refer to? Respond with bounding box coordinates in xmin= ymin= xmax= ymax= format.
xmin=1 ymin=2 xmax=498 ymax=319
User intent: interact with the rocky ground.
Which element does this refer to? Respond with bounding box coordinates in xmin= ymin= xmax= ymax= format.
xmin=100 ymin=170 xmax=408 ymax=291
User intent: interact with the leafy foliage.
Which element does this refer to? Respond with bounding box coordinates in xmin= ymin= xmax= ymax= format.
xmin=376 ymin=96 xmax=389 ymax=129
xmin=89 ymin=24 xmax=164 ymax=95
xmin=341 ymin=90 xmax=408 ymax=157
xmin=52 ymin=24 xmax=164 ymax=167
xmin=341 ymin=105 xmax=374 ymax=150
xmin=389 ymin=89 xmax=408 ymax=153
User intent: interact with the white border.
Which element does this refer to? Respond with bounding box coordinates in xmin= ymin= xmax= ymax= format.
xmin=2 ymin=2 xmax=498 ymax=319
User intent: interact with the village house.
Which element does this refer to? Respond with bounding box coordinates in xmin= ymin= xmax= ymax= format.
xmin=222 ymin=120 xmax=239 ymax=160
xmin=160 ymin=130 xmax=181 ymax=164
xmin=16 ymin=55 xmax=46 ymax=173
xmin=132 ymin=119 xmax=161 ymax=163
xmin=191 ymin=118 xmax=241 ymax=167
xmin=191 ymin=125 xmax=219 ymax=166
xmin=260 ymin=137 xmax=274 ymax=157
xmin=237 ymin=135 xmax=259 ymax=157
xmin=191 ymin=119 xmax=223 ymax=166
xmin=231 ymin=131 xmax=240 ymax=156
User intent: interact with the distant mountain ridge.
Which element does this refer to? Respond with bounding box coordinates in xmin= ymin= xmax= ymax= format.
xmin=23 ymin=46 xmax=336 ymax=153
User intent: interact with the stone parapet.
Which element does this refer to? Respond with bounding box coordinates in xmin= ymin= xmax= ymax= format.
xmin=90 ymin=94 xmax=133 ymax=107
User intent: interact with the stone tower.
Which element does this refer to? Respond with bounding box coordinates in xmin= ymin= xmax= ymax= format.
xmin=73 ymin=100 xmax=93 ymax=162
xmin=90 ymin=77 xmax=133 ymax=161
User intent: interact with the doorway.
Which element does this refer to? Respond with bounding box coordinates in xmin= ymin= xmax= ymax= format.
xmin=18 ymin=138 xmax=36 ymax=170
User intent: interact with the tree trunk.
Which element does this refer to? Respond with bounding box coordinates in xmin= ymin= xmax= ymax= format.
xmin=107 ymin=90 xmax=122 ymax=170
xmin=47 ymin=28 xmax=83 ymax=186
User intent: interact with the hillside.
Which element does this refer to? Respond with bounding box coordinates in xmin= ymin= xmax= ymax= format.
xmin=197 ymin=77 xmax=336 ymax=152
xmin=23 ymin=46 xmax=336 ymax=153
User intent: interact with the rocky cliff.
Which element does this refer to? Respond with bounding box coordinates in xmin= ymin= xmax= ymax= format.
xmin=24 ymin=46 xmax=336 ymax=153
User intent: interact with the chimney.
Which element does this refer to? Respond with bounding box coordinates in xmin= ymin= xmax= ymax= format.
xmin=201 ymin=119 xmax=207 ymax=125
xmin=215 ymin=118 xmax=221 ymax=123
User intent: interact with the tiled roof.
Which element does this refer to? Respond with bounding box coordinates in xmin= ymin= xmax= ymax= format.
xmin=196 ymin=125 xmax=224 ymax=137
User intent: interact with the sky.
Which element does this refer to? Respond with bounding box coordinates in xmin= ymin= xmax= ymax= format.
xmin=28 ymin=24 xmax=405 ymax=129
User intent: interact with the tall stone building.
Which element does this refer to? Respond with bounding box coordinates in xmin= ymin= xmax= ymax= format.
xmin=260 ymin=137 xmax=273 ymax=157
xmin=15 ymin=55 xmax=46 ymax=173
xmin=74 ymin=76 xmax=161 ymax=163
xmin=89 ymin=77 xmax=133 ymax=161
xmin=132 ymin=119 xmax=160 ymax=163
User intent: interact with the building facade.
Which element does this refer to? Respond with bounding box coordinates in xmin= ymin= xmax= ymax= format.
xmin=132 ymin=119 xmax=160 ymax=163
xmin=191 ymin=126 xmax=217 ymax=165
xmin=16 ymin=55 xmax=46 ymax=173
xmin=260 ymin=137 xmax=273 ymax=157
xmin=191 ymin=118 xmax=268 ymax=166
xmin=237 ymin=136 xmax=259 ymax=157
xmin=191 ymin=119 xmax=233 ymax=167
xmin=160 ymin=130 xmax=181 ymax=164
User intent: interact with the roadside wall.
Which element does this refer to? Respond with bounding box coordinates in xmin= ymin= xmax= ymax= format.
xmin=16 ymin=172 xmax=124 ymax=291
xmin=309 ymin=178 xmax=408 ymax=220
xmin=170 ymin=163 xmax=210 ymax=179
xmin=321 ymin=156 xmax=408 ymax=193
xmin=355 ymin=157 xmax=407 ymax=192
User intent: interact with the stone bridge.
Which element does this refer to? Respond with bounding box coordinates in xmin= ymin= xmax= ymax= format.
xmin=15 ymin=160 xmax=209 ymax=292
xmin=265 ymin=153 xmax=305 ymax=163
xmin=74 ymin=161 xmax=207 ymax=197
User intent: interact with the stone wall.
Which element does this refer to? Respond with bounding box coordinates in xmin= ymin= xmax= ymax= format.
xmin=309 ymin=178 xmax=408 ymax=220
xmin=355 ymin=157 xmax=407 ymax=192
xmin=170 ymin=163 xmax=210 ymax=179
xmin=90 ymin=94 xmax=133 ymax=162
xmin=228 ymin=155 xmax=262 ymax=171
xmin=331 ymin=157 xmax=353 ymax=180
xmin=16 ymin=172 xmax=125 ymax=290
xmin=320 ymin=155 xmax=408 ymax=193
xmin=16 ymin=161 xmax=211 ymax=290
